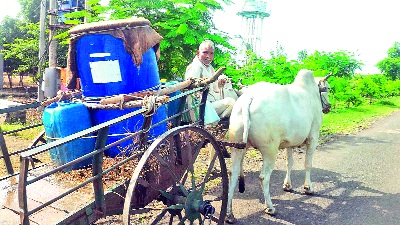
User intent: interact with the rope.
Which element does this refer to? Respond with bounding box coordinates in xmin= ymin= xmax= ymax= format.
xmin=142 ymin=95 xmax=158 ymax=117
xmin=119 ymin=95 xmax=125 ymax=110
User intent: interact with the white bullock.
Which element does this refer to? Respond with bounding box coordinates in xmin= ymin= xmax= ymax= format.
xmin=226 ymin=69 xmax=331 ymax=223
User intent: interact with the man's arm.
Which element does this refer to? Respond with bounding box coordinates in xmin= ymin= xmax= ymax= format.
xmin=185 ymin=62 xmax=202 ymax=80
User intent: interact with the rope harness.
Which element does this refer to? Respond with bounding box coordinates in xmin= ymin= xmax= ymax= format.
xmin=318 ymin=81 xmax=331 ymax=113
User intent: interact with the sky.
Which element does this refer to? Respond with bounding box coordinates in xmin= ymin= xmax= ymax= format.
xmin=1 ymin=0 xmax=399 ymax=74
xmin=0 ymin=0 xmax=20 ymax=20
xmin=215 ymin=0 xmax=400 ymax=74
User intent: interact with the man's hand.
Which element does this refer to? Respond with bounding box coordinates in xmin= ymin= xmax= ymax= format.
xmin=218 ymin=77 xmax=227 ymax=88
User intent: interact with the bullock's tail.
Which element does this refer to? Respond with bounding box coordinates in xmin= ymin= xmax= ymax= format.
xmin=242 ymin=96 xmax=253 ymax=143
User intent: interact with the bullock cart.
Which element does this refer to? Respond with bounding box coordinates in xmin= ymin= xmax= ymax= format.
xmin=1 ymin=67 xmax=241 ymax=225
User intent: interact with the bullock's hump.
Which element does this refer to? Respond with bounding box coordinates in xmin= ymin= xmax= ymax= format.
xmin=238 ymin=81 xmax=288 ymax=100
xmin=246 ymin=81 xmax=280 ymax=91
xmin=293 ymin=69 xmax=316 ymax=88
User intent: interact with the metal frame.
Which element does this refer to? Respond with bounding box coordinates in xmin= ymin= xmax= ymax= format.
xmin=13 ymin=86 xmax=217 ymax=225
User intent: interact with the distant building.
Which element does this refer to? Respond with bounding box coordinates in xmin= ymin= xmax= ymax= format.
xmin=236 ymin=0 xmax=270 ymax=65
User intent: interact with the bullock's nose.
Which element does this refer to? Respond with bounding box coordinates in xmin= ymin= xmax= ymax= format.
xmin=323 ymin=104 xmax=331 ymax=114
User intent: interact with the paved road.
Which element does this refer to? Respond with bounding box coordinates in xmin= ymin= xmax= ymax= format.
xmin=228 ymin=111 xmax=400 ymax=225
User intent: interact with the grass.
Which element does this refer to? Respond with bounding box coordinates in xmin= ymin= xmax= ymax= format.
xmin=321 ymin=97 xmax=400 ymax=136
xmin=1 ymin=122 xmax=44 ymax=140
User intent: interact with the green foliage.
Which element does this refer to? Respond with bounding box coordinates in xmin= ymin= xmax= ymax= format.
xmin=377 ymin=99 xmax=396 ymax=106
xmin=225 ymin=45 xmax=363 ymax=91
xmin=225 ymin=50 xmax=301 ymax=88
xmin=377 ymin=42 xmax=400 ymax=80
xmin=17 ymin=0 xmax=42 ymax=23
xmin=226 ymin=47 xmax=362 ymax=86
xmin=106 ymin=0 xmax=234 ymax=80
xmin=328 ymin=77 xmax=363 ymax=107
xmin=322 ymin=74 xmax=400 ymax=108
xmin=224 ymin=45 xmax=400 ymax=111
xmin=1 ymin=17 xmax=27 ymax=74
xmin=0 ymin=17 xmax=26 ymax=43
xmin=301 ymin=50 xmax=363 ymax=78
xmin=2 ymin=22 xmax=41 ymax=78
xmin=297 ymin=49 xmax=308 ymax=62
xmin=321 ymin=96 xmax=400 ymax=136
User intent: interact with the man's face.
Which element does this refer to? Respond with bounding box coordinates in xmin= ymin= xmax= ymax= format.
xmin=197 ymin=45 xmax=214 ymax=66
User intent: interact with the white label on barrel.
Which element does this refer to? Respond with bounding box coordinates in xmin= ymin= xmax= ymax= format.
xmin=89 ymin=60 xmax=122 ymax=83
xmin=90 ymin=53 xmax=111 ymax=57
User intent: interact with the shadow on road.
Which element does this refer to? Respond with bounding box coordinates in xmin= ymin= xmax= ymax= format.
xmin=229 ymin=168 xmax=400 ymax=225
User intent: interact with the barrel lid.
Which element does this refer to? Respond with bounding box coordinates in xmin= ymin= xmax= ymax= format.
xmin=68 ymin=17 xmax=151 ymax=35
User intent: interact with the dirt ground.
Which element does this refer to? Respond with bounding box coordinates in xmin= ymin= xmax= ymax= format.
xmin=1 ymin=75 xmax=42 ymax=175
xmin=1 ymin=74 xmax=38 ymax=103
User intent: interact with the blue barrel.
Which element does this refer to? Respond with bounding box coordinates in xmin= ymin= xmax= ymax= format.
xmin=43 ymin=102 xmax=95 ymax=172
xmin=76 ymin=34 xmax=161 ymax=97
xmin=91 ymin=106 xmax=167 ymax=157
xmin=75 ymin=33 xmax=167 ymax=157
xmin=162 ymin=81 xmax=182 ymax=118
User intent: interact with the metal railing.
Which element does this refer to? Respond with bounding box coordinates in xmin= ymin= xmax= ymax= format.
xmin=0 ymin=102 xmax=42 ymax=179
xmin=16 ymin=86 xmax=207 ymax=225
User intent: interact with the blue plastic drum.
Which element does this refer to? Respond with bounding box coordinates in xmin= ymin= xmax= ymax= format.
xmin=43 ymin=102 xmax=95 ymax=171
xmin=91 ymin=106 xmax=167 ymax=157
xmin=161 ymin=81 xmax=182 ymax=118
xmin=76 ymin=34 xmax=161 ymax=97
xmin=75 ymin=33 xmax=167 ymax=157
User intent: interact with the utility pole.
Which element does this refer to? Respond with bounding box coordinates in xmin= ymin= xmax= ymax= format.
xmin=48 ymin=0 xmax=57 ymax=68
xmin=84 ymin=0 xmax=89 ymax=23
xmin=39 ymin=0 xmax=60 ymax=99
xmin=37 ymin=0 xmax=47 ymax=101
xmin=0 ymin=43 xmax=4 ymax=90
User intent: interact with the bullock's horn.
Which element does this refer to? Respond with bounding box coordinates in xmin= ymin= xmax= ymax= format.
xmin=323 ymin=73 xmax=332 ymax=81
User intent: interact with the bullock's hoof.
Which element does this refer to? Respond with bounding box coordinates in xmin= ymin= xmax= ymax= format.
xmin=265 ymin=207 xmax=276 ymax=216
xmin=304 ymin=186 xmax=314 ymax=195
xmin=282 ymin=183 xmax=293 ymax=192
xmin=238 ymin=178 xmax=245 ymax=193
xmin=225 ymin=214 xmax=237 ymax=224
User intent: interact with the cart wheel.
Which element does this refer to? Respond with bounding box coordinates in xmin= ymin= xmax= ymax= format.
xmin=123 ymin=125 xmax=228 ymax=224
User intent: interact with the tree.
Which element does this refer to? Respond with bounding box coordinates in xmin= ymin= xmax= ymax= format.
xmin=1 ymin=1 xmax=43 ymax=79
xmin=2 ymin=23 xmax=41 ymax=79
xmin=225 ymin=49 xmax=301 ymax=87
xmin=17 ymin=0 xmax=42 ymax=23
xmin=301 ymin=50 xmax=363 ymax=78
xmin=377 ymin=42 xmax=400 ymax=80
xmin=2 ymin=0 xmax=235 ymax=86
xmin=106 ymin=0 xmax=234 ymax=80
xmin=0 ymin=17 xmax=26 ymax=75
xmin=297 ymin=49 xmax=308 ymax=62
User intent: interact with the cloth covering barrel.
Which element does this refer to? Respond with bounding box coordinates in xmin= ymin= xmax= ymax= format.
xmin=43 ymin=102 xmax=95 ymax=172
xmin=66 ymin=18 xmax=167 ymax=157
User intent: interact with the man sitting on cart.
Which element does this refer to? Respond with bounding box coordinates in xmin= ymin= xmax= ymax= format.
xmin=184 ymin=40 xmax=237 ymax=125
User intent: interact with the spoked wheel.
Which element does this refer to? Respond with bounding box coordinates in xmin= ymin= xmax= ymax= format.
xmin=122 ymin=125 xmax=228 ymax=225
